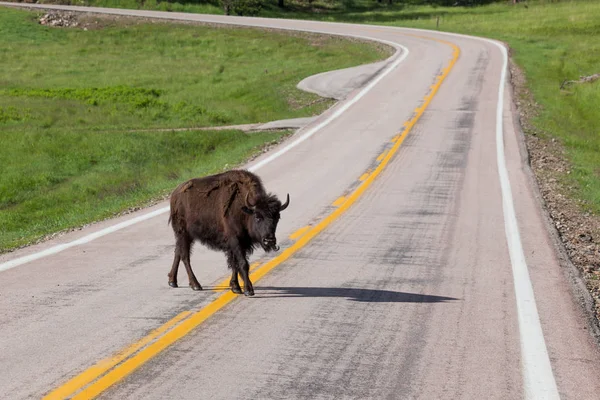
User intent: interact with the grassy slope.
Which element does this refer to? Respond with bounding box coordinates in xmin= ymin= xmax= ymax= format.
xmin=0 ymin=9 xmax=386 ymax=131
xmin=0 ymin=6 xmax=388 ymax=252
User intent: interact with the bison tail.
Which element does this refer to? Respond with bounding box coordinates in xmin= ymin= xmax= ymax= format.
xmin=168 ymin=207 xmax=176 ymax=226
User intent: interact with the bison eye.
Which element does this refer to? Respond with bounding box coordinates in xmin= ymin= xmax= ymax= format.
xmin=255 ymin=215 xmax=263 ymax=222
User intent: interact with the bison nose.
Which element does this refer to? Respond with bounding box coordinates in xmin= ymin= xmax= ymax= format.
xmin=263 ymin=236 xmax=277 ymax=247
xmin=262 ymin=236 xmax=279 ymax=252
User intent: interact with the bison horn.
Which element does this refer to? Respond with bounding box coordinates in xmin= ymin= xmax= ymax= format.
xmin=245 ymin=192 xmax=256 ymax=208
xmin=280 ymin=194 xmax=290 ymax=211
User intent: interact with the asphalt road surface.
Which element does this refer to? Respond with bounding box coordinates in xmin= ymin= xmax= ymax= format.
xmin=1 ymin=4 xmax=600 ymax=399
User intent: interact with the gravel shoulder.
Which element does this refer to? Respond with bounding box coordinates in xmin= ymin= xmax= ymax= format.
xmin=510 ymin=57 xmax=600 ymax=337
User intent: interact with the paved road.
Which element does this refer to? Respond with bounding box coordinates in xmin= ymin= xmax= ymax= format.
xmin=1 ymin=4 xmax=600 ymax=399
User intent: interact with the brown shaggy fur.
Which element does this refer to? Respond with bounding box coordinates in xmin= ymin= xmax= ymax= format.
xmin=167 ymin=170 xmax=289 ymax=296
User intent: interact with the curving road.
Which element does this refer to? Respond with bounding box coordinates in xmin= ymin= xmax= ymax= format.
xmin=1 ymin=4 xmax=600 ymax=399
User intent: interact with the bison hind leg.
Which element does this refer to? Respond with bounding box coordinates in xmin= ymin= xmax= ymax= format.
xmin=168 ymin=252 xmax=180 ymax=288
xmin=168 ymin=243 xmax=182 ymax=288
xmin=170 ymin=232 xmax=202 ymax=291
xmin=182 ymin=241 xmax=202 ymax=291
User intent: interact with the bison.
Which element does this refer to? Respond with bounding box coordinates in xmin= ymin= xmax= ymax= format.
xmin=167 ymin=170 xmax=290 ymax=296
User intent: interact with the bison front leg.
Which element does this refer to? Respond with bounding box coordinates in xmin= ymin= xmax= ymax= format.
xmin=227 ymin=251 xmax=242 ymax=294
xmin=235 ymin=251 xmax=254 ymax=297
xmin=239 ymin=259 xmax=254 ymax=297
xmin=228 ymin=248 xmax=254 ymax=296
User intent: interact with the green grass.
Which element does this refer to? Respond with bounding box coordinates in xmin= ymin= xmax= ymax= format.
xmin=0 ymin=6 xmax=389 ymax=252
xmin=0 ymin=129 xmax=288 ymax=250
xmin=0 ymin=8 xmax=388 ymax=131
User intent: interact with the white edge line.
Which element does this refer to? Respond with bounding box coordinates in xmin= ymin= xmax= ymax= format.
xmin=491 ymin=38 xmax=560 ymax=400
xmin=247 ymin=37 xmax=408 ymax=171
xmin=0 ymin=207 xmax=169 ymax=272
xmin=0 ymin=13 xmax=409 ymax=272
xmin=394 ymin=26 xmax=560 ymax=399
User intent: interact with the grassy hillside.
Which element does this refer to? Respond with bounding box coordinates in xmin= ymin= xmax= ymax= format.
xmin=0 ymin=6 xmax=389 ymax=252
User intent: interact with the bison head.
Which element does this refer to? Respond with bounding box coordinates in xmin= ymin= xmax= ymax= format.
xmin=242 ymin=192 xmax=290 ymax=252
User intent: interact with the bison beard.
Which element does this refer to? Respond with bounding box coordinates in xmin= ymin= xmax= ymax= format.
xmin=167 ymin=170 xmax=290 ymax=296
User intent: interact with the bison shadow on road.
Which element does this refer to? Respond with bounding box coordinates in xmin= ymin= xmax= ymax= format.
xmin=247 ymin=286 xmax=457 ymax=303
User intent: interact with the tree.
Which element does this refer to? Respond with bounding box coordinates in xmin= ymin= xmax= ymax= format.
xmin=222 ymin=0 xmax=232 ymax=14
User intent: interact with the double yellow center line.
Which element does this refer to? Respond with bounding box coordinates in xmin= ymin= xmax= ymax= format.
xmin=44 ymin=35 xmax=460 ymax=399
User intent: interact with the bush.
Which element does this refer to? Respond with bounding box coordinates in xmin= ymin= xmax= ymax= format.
xmin=222 ymin=0 xmax=263 ymax=15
